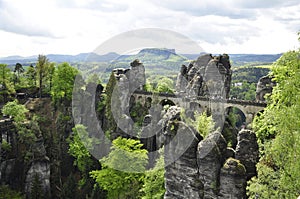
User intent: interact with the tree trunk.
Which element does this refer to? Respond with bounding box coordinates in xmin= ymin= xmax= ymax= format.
xmin=39 ymin=72 xmax=42 ymax=98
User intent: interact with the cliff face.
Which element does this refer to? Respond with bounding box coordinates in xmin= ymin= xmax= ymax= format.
xmin=176 ymin=54 xmax=232 ymax=99
xmin=161 ymin=106 xmax=259 ymax=199
xmin=0 ymin=98 xmax=75 ymax=198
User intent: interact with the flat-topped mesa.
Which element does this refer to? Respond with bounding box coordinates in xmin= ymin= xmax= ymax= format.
xmin=176 ymin=54 xmax=232 ymax=99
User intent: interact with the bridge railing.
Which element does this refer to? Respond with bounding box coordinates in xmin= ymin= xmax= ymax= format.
xmin=132 ymin=90 xmax=267 ymax=107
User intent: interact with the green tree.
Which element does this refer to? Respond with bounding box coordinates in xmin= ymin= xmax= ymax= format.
xmin=90 ymin=137 xmax=148 ymax=199
xmin=0 ymin=64 xmax=11 ymax=87
xmin=36 ymin=55 xmax=50 ymax=98
xmin=248 ymin=48 xmax=300 ymax=198
xmin=0 ymin=64 xmax=15 ymax=97
xmin=104 ymin=72 xmax=119 ymax=136
xmin=143 ymin=80 xmax=154 ymax=92
xmin=47 ymin=62 xmax=55 ymax=91
xmin=68 ymin=124 xmax=94 ymax=174
xmin=155 ymin=77 xmax=174 ymax=94
xmin=25 ymin=64 xmax=37 ymax=88
xmin=141 ymin=151 xmax=165 ymax=199
xmin=14 ymin=63 xmax=24 ymax=84
xmin=181 ymin=109 xmax=214 ymax=138
xmin=0 ymin=185 xmax=23 ymax=199
xmin=51 ymin=62 xmax=78 ymax=104
xmin=195 ymin=111 xmax=214 ymax=138
xmin=2 ymin=99 xmax=28 ymax=122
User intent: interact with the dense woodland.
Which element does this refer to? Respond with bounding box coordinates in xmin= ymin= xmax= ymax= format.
xmin=0 ymin=34 xmax=299 ymax=198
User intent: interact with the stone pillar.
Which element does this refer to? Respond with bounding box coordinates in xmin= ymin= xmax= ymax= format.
xmin=163 ymin=107 xmax=203 ymax=199
xmin=235 ymin=129 xmax=259 ymax=180
xmin=197 ymin=131 xmax=226 ymax=199
xmin=164 ymin=122 xmax=203 ymax=199
xmin=219 ymin=158 xmax=247 ymax=199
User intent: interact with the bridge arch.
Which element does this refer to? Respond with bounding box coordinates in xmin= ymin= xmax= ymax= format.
xmin=225 ymin=106 xmax=246 ymax=128
xmin=132 ymin=91 xmax=266 ymax=125
xmin=159 ymin=99 xmax=176 ymax=107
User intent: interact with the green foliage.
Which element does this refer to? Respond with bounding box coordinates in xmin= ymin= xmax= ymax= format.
xmin=227 ymin=107 xmax=245 ymax=128
xmin=141 ymin=151 xmax=165 ymax=199
xmin=248 ymin=48 xmax=300 ymax=198
xmin=25 ymin=65 xmax=37 ymax=88
xmin=68 ymin=124 xmax=94 ymax=173
xmin=155 ymin=77 xmax=174 ymax=94
xmin=97 ymin=93 xmax=107 ymax=113
xmin=230 ymin=66 xmax=270 ymax=100
xmin=0 ymin=185 xmax=24 ymax=199
xmin=1 ymin=140 xmax=12 ymax=152
xmin=13 ymin=63 xmax=25 ymax=86
xmin=2 ymin=100 xmax=28 ymax=122
xmin=16 ymin=120 xmax=38 ymax=146
xmin=228 ymin=110 xmax=237 ymax=126
xmin=101 ymin=137 xmax=148 ymax=172
xmin=195 ymin=111 xmax=214 ymax=138
xmin=90 ymin=137 xmax=148 ymax=199
xmin=0 ymin=63 xmax=15 ymax=94
xmin=104 ymin=72 xmax=119 ymax=135
xmin=36 ymin=54 xmax=50 ymax=97
xmin=47 ymin=62 xmax=55 ymax=91
xmin=230 ymin=81 xmax=256 ymax=100
xmin=143 ymin=80 xmax=154 ymax=92
xmin=51 ymin=62 xmax=78 ymax=103
xmin=182 ymin=109 xmax=214 ymax=138
xmin=247 ymin=162 xmax=280 ymax=199
xmin=130 ymin=102 xmax=148 ymax=127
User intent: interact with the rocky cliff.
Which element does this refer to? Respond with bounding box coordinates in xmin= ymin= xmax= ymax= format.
xmin=176 ymin=54 xmax=232 ymax=99
xmin=161 ymin=106 xmax=259 ymax=199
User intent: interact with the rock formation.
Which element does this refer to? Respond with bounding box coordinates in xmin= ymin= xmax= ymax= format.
xmin=218 ymin=158 xmax=246 ymax=199
xmin=161 ymin=106 xmax=259 ymax=199
xmin=235 ymin=129 xmax=259 ymax=180
xmin=176 ymin=54 xmax=232 ymax=99
xmin=162 ymin=107 xmax=203 ymax=199
xmin=112 ymin=59 xmax=146 ymax=93
xmin=0 ymin=118 xmax=51 ymax=198
xmin=256 ymin=75 xmax=276 ymax=101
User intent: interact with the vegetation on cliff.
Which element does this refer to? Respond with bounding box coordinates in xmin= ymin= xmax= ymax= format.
xmin=247 ymin=41 xmax=300 ymax=198
xmin=0 ymin=40 xmax=299 ymax=198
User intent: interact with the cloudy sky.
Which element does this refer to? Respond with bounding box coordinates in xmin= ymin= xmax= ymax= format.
xmin=0 ymin=0 xmax=299 ymax=57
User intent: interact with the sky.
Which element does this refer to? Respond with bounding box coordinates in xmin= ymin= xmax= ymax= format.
xmin=0 ymin=0 xmax=299 ymax=57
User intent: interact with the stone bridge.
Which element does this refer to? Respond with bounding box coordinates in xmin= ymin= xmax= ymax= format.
xmin=132 ymin=90 xmax=267 ymax=125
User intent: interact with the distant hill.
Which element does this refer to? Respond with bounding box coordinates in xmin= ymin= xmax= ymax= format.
xmin=0 ymin=52 xmax=122 ymax=66
xmin=229 ymin=54 xmax=282 ymax=66
xmin=0 ymin=49 xmax=282 ymax=69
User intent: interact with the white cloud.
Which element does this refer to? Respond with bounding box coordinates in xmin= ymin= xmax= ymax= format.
xmin=0 ymin=0 xmax=299 ymax=57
